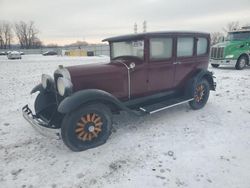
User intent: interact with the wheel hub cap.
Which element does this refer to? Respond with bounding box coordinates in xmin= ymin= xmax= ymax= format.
xmin=88 ymin=125 xmax=95 ymax=132
xmin=240 ymin=59 xmax=246 ymax=67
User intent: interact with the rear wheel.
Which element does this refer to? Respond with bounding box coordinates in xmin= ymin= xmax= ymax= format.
xmin=189 ymin=79 xmax=210 ymax=110
xmin=211 ymin=64 xmax=219 ymax=68
xmin=235 ymin=55 xmax=248 ymax=70
xmin=61 ymin=104 xmax=112 ymax=151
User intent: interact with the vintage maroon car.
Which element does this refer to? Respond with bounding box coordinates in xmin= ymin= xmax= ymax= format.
xmin=23 ymin=31 xmax=216 ymax=151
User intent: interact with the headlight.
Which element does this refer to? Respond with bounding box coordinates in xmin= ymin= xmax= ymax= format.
xmin=41 ymin=74 xmax=54 ymax=90
xmin=57 ymin=77 xmax=73 ymax=96
xmin=225 ymin=54 xmax=234 ymax=59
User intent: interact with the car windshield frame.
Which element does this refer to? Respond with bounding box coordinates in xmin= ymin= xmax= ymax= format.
xmin=226 ymin=31 xmax=250 ymax=41
xmin=110 ymin=39 xmax=145 ymax=60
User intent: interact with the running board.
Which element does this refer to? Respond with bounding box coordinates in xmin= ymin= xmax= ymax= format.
xmin=139 ymin=98 xmax=194 ymax=114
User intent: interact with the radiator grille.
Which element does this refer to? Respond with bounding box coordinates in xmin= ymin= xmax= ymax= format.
xmin=210 ymin=47 xmax=224 ymax=59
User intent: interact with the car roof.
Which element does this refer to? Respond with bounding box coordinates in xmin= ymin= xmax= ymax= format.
xmin=102 ymin=31 xmax=210 ymax=42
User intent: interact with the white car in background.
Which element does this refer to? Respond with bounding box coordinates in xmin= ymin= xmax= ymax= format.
xmin=7 ymin=51 xmax=22 ymax=60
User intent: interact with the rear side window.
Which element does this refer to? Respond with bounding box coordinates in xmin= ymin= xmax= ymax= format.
xmin=150 ymin=38 xmax=173 ymax=60
xmin=197 ymin=37 xmax=208 ymax=55
xmin=177 ymin=37 xmax=194 ymax=57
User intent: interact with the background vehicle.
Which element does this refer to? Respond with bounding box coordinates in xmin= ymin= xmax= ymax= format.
xmin=210 ymin=28 xmax=250 ymax=70
xmin=7 ymin=51 xmax=22 ymax=59
xmin=42 ymin=51 xmax=57 ymax=56
xmin=0 ymin=51 xmax=7 ymax=55
xmin=23 ymin=31 xmax=216 ymax=151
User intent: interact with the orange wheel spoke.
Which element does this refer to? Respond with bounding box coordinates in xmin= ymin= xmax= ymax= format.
xmin=75 ymin=127 xmax=84 ymax=133
xmin=95 ymin=122 xmax=103 ymax=127
xmin=81 ymin=117 xmax=88 ymax=124
xmin=77 ymin=122 xmax=85 ymax=127
xmin=86 ymin=114 xmax=91 ymax=122
xmin=91 ymin=113 xmax=96 ymax=121
xmin=78 ymin=131 xmax=85 ymax=138
xmin=93 ymin=117 xmax=101 ymax=123
xmin=88 ymin=134 xmax=93 ymax=141
xmin=94 ymin=127 xmax=102 ymax=132
xmin=83 ymin=133 xmax=88 ymax=141
xmin=92 ymin=132 xmax=97 ymax=138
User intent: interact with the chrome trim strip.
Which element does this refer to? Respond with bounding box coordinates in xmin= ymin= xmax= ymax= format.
xmin=140 ymin=98 xmax=194 ymax=114
xmin=118 ymin=62 xmax=131 ymax=99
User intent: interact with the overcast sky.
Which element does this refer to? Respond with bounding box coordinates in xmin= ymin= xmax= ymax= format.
xmin=1 ymin=0 xmax=250 ymax=45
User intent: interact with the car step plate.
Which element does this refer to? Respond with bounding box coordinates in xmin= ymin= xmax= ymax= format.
xmin=139 ymin=98 xmax=194 ymax=114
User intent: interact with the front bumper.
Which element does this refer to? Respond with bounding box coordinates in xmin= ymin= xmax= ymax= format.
xmin=210 ymin=58 xmax=237 ymax=66
xmin=22 ymin=105 xmax=61 ymax=139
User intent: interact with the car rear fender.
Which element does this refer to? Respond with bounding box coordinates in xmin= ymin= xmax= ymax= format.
xmin=57 ymin=89 xmax=131 ymax=114
xmin=194 ymin=69 xmax=216 ymax=91
xmin=185 ymin=69 xmax=216 ymax=98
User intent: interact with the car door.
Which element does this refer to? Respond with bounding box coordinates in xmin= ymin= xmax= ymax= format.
xmin=147 ymin=36 xmax=175 ymax=93
xmin=174 ymin=35 xmax=196 ymax=88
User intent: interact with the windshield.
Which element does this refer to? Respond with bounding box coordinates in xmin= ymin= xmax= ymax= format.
xmin=111 ymin=40 xmax=144 ymax=59
xmin=226 ymin=32 xmax=250 ymax=41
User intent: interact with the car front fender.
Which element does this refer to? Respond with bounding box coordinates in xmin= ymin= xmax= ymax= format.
xmin=30 ymin=83 xmax=44 ymax=94
xmin=57 ymin=89 xmax=131 ymax=114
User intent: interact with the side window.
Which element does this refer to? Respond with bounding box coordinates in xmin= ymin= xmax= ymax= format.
xmin=197 ymin=37 xmax=208 ymax=55
xmin=177 ymin=37 xmax=194 ymax=57
xmin=150 ymin=38 xmax=173 ymax=60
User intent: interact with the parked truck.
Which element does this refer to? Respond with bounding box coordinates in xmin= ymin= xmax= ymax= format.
xmin=210 ymin=28 xmax=250 ymax=70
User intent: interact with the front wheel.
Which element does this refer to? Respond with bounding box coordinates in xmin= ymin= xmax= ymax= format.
xmin=61 ymin=104 xmax=112 ymax=151
xmin=189 ymin=79 xmax=210 ymax=110
xmin=235 ymin=56 xmax=248 ymax=70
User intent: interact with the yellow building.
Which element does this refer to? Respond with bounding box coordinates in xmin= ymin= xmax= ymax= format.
xmin=64 ymin=49 xmax=87 ymax=56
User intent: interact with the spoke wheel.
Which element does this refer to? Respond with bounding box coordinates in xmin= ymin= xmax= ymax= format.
xmin=75 ymin=113 xmax=103 ymax=141
xmin=236 ymin=56 xmax=248 ymax=70
xmin=189 ymin=79 xmax=210 ymax=110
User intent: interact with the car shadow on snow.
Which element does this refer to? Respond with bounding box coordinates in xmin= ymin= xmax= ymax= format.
xmin=111 ymin=103 xmax=193 ymax=136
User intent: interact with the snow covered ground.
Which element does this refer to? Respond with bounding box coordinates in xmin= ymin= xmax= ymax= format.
xmin=0 ymin=55 xmax=250 ymax=188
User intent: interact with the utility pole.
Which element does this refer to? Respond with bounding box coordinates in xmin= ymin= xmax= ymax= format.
xmin=134 ymin=23 xmax=138 ymax=34
xmin=143 ymin=20 xmax=147 ymax=33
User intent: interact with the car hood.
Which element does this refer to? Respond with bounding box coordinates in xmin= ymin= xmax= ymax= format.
xmin=65 ymin=61 xmax=128 ymax=98
xmin=66 ymin=62 xmax=122 ymax=77
xmin=212 ymin=40 xmax=244 ymax=48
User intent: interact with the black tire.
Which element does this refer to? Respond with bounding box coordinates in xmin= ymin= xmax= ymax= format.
xmin=61 ymin=103 xmax=112 ymax=151
xmin=235 ymin=55 xmax=248 ymax=70
xmin=211 ymin=64 xmax=219 ymax=68
xmin=189 ymin=79 xmax=210 ymax=110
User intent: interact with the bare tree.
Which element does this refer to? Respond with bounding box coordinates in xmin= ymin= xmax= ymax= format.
xmin=0 ymin=24 xmax=3 ymax=48
xmin=0 ymin=21 xmax=13 ymax=49
xmin=211 ymin=32 xmax=224 ymax=45
xmin=14 ymin=21 xmax=41 ymax=49
xmin=223 ymin=21 xmax=241 ymax=33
